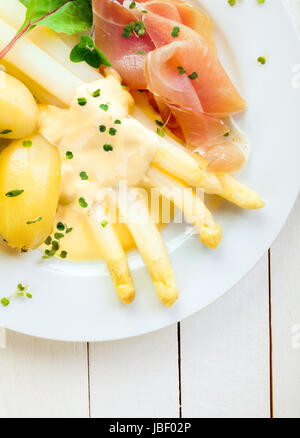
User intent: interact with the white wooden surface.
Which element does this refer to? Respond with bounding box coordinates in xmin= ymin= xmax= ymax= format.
xmin=0 ymin=1 xmax=299 ymax=419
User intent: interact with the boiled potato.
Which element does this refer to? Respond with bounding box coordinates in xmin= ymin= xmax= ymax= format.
xmin=0 ymin=72 xmax=39 ymax=139
xmin=0 ymin=134 xmax=61 ymax=250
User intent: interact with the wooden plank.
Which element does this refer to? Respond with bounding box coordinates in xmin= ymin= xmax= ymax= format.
xmin=180 ymin=254 xmax=270 ymax=418
xmin=89 ymin=325 xmax=179 ymax=418
xmin=271 ymin=194 xmax=300 ymax=418
xmin=0 ymin=331 xmax=89 ymax=418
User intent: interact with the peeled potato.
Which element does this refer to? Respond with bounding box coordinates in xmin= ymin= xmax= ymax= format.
xmin=0 ymin=72 xmax=39 ymax=139
xmin=0 ymin=134 xmax=61 ymax=250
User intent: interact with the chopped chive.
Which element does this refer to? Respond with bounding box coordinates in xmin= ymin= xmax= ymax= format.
xmin=26 ymin=216 xmax=42 ymax=225
xmin=177 ymin=66 xmax=186 ymax=75
xmin=52 ymin=241 xmax=60 ymax=251
xmin=157 ymin=128 xmax=165 ymax=137
xmin=57 ymin=222 xmax=65 ymax=231
xmin=109 ymin=128 xmax=117 ymax=136
xmin=23 ymin=140 xmax=32 ymax=147
xmin=5 ymin=189 xmax=24 ymax=198
xmin=257 ymin=56 xmax=266 ymax=65
xmin=54 ymin=233 xmax=64 ymax=240
xmin=188 ymin=72 xmax=198 ymax=80
xmin=80 ymin=171 xmax=88 ymax=180
xmin=1 ymin=297 xmax=9 ymax=306
xmin=171 ymin=26 xmax=180 ymax=37
xmin=77 ymin=97 xmax=87 ymax=106
xmin=0 ymin=129 xmax=12 ymax=135
xmin=44 ymin=236 xmax=52 ymax=245
xmin=103 ymin=144 xmax=113 ymax=152
xmin=92 ymin=89 xmax=100 ymax=97
xmin=100 ymin=103 xmax=109 ymax=111
xmin=79 ymin=197 xmax=88 ymax=208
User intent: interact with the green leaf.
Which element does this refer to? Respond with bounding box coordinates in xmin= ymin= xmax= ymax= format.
xmin=19 ymin=0 xmax=93 ymax=35
xmin=70 ymin=35 xmax=111 ymax=69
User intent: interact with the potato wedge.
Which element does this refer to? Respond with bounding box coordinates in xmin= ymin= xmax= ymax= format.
xmin=0 ymin=134 xmax=61 ymax=250
xmin=0 ymin=72 xmax=39 ymax=139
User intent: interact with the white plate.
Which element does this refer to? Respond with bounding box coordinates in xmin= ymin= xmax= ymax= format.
xmin=0 ymin=0 xmax=299 ymax=341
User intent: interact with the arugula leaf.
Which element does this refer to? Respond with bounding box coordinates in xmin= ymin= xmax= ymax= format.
xmin=0 ymin=1 xmax=93 ymax=60
xmin=70 ymin=35 xmax=111 ymax=68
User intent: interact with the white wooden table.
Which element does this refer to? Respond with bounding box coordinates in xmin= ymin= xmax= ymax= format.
xmin=0 ymin=0 xmax=299 ymax=419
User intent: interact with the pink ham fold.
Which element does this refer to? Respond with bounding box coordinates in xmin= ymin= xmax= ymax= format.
xmin=93 ymin=0 xmax=247 ymax=172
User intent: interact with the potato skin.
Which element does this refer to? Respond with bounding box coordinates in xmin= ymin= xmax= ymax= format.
xmin=0 ymin=72 xmax=39 ymax=139
xmin=0 ymin=134 xmax=61 ymax=250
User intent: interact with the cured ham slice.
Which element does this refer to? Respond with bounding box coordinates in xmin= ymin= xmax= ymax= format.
xmin=93 ymin=0 xmax=154 ymax=89
xmin=93 ymin=0 xmax=247 ymax=172
xmin=143 ymin=12 xmax=246 ymax=116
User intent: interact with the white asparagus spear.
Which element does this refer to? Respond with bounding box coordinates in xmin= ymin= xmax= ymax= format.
xmin=87 ymin=203 xmax=135 ymax=305
xmin=153 ymin=139 xmax=222 ymax=194
xmin=193 ymin=153 xmax=265 ymax=209
xmin=0 ymin=0 xmax=100 ymax=83
xmin=110 ymin=187 xmax=178 ymax=307
xmin=0 ymin=19 xmax=82 ymax=106
xmin=146 ymin=166 xmax=222 ymax=249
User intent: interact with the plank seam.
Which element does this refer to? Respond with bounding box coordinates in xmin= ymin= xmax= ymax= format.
xmin=87 ymin=342 xmax=91 ymax=418
xmin=268 ymin=249 xmax=274 ymax=418
xmin=177 ymin=322 xmax=182 ymax=418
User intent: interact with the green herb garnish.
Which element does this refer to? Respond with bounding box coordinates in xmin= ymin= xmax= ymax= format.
xmin=66 ymin=151 xmax=73 ymax=159
xmin=171 ymin=26 xmax=180 ymax=37
xmin=122 ymin=20 xmax=146 ymax=38
xmin=5 ymin=189 xmax=24 ymax=198
xmin=79 ymin=197 xmax=88 ymax=208
xmin=109 ymin=128 xmax=117 ymax=136
xmin=26 ymin=216 xmax=42 ymax=225
xmin=77 ymin=97 xmax=87 ymax=106
xmin=44 ymin=236 xmax=52 ymax=245
xmin=188 ymin=72 xmax=198 ymax=80
xmin=257 ymin=56 xmax=266 ymax=65
xmin=60 ymin=251 xmax=68 ymax=259
xmin=0 ymin=1 xmax=93 ymax=62
xmin=54 ymin=233 xmax=64 ymax=240
xmin=177 ymin=66 xmax=186 ymax=75
xmin=103 ymin=144 xmax=113 ymax=152
xmin=99 ymin=125 xmax=106 ymax=132
xmin=57 ymin=222 xmax=65 ymax=231
xmin=100 ymin=104 xmax=109 ymax=111
xmin=101 ymin=220 xmax=108 ymax=228
xmin=1 ymin=283 xmax=32 ymax=307
xmin=0 ymin=129 xmax=12 ymax=135
xmin=114 ymin=120 xmax=121 ymax=124
xmin=92 ymin=88 xmax=101 ymax=97
xmin=80 ymin=171 xmax=88 ymax=180
xmin=23 ymin=140 xmax=32 ymax=147
xmin=70 ymin=35 xmax=111 ymax=69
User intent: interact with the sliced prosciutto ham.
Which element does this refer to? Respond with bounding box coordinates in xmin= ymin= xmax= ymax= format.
xmin=93 ymin=0 xmax=154 ymax=89
xmin=93 ymin=0 xmax=247 ymax=172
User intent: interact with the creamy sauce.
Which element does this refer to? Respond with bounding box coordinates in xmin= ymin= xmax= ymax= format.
xmin=38 ymin=71 xmax=171 ymax=261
